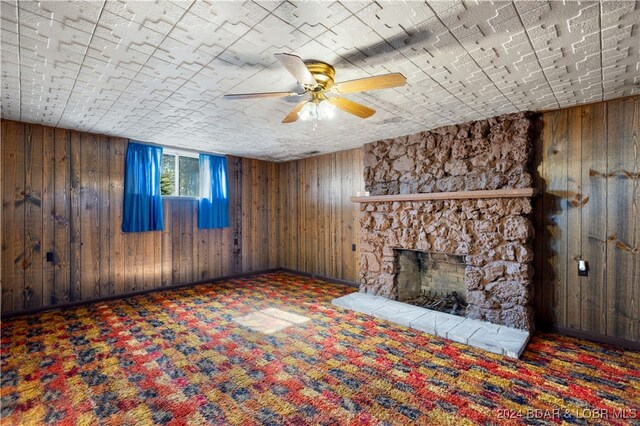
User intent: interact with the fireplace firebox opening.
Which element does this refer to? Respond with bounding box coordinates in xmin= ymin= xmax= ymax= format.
xmin=395 ymin=249 xmax=468 ymax=317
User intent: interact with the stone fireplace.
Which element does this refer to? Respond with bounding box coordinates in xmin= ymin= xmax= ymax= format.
xmin=358 ymin=112 xmax=536 ymax=330
xmin=396 ymin=250 xmax=468 ymax=317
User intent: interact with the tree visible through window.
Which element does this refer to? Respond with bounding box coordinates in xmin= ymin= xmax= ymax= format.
xmin=161 ymin=154 xmax=175 ymax=195
xmin=179 ymin=156 xmax=199 ymax=197
xmin=161 ymin=151 xmax=199 ymax=197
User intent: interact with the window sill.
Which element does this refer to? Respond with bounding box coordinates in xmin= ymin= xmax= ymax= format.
xmin=162 ymin=195 xmax=199 ymax=201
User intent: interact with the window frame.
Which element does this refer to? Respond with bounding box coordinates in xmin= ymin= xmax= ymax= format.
xmin=161 ymin=148 xmax=200 ymax=200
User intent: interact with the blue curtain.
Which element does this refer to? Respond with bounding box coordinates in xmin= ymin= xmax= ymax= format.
xmin=122 ymin=142 xmax=164 ymax=232
xmin=199 ymin=154 xmax=230 ymax=229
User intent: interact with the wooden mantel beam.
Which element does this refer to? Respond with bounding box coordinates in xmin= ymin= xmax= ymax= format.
xmin=350 ymin=188 xmax=538 ymax=203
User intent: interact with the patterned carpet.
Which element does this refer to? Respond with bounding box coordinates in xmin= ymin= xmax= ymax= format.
xmin=1 ymin=272 xmax=639 ymax=426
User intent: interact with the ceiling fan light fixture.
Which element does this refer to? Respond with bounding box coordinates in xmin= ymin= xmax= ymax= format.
xmin=297 ymin=102 xmax=315 ymax=121
xmin=318 ymin=99 xmax=336 ymax=119
xmin=298 ymin=99 xmax=335 ymax=121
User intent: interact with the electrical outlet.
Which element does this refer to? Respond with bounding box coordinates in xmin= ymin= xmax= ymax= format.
xmin=578 ymin=259 xmax=588 ymax=277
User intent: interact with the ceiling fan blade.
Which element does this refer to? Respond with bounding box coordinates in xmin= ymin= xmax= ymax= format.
xmin=327 ymin=97 xmax=376 ymax=119
xmin=223 ymin=91 xmax=302 ymax=100
xmin=282 ymin=100 xmax=308 ymax=124
xmin=274 ymin=53 xmax=318 ymax=88
xmin=332 ymin=73 xmax=406 ymax=94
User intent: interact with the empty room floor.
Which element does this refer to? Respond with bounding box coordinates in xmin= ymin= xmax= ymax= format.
xmin=1 ymin=272 xmax=639 ymax=425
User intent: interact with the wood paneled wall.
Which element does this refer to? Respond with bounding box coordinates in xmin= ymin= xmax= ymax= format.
xmin=1 ymin=120 xmax=275 ymax=314
xmin=277 ymin=148 xmax=364 ymax=283
xmin=534 ymin=96 xmax=639 ymax=342
xmin=241 ymin=158 xmax=279 ymax=273
xmin=3 ymin=97 xmax=638 ymax=343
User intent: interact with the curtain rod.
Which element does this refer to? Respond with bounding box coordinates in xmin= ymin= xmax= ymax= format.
xmin=129 ymin=139 xmax=227 ymax=157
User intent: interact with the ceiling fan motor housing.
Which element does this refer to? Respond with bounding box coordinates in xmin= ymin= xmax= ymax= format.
xmin=304 ymin=62 xmax=335 ymax=91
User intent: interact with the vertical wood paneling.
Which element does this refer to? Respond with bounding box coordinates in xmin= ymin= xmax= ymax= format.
xmin=250 ymin=160 xmax=259 ymax=271
xmin=191 ymin=200 xmax=199 ymax=281
xmin=124 ymin=232 xmax=138 ymax=293
xmin=15 ymin=121 xmax=26 ymax=311
xmin=268 ymin=162 xmax=279 ymax=269
xmin=338 ymin=152 xmax=349 ymax=279
xmin=255 ymin=160 xmax=265 ymax=270
xmin=319 ymin=155 xmax=330 ymax=276
xmin=180 ymin=200 xmax=193 ymax=284
xmin=24 ymin=124 xmax=44 ymax=309
xmin=170 ymin=201 xmax=181 ymax=285
xmin=566 ymin=107 xmax=583 ymax=329
xmin=581 ymin=103 xmax=607 ymax=335
xmin=241 ymin=159 xmax=251 ymax=272
xmin=0 ymin=122 xmax=268 ymax=315
xmin=536 ymin=96 xmax=639 ymax=343
xmin=148 ymin=224 xmax=157 ymax=289
xmin=239 ymin=158 xmax=278 ymax=273
xmin=132 ymin=219 xmax=144 ymax=291
xmin=352 ymin=149 xmax=364 ymax=278
xmin=533 ymin=114 xmax=546 ymax=327
xmin=109 ymin=138 xmax=125 ymax=296
xmin=296 ymin=160 xmax=304 ymax=272
xmin=80 ymin=133 xmax=101 ymax=299
xmin=42 ymin=127 xmax=55 ymax=306
xmin=98 ymin=135 xmax=112 ymax=297
xmin=228 ymin=157 xmax=240 ymax=276
xmin=287 ymin=161 xmax=299 ymax=270
xmin=277 ymin=148 xmax=364 ymax=283
xmin=53 ymin=128 xmax=71 ymax=304
xmin=320 ymin=156 xmax=329 ymax=276
xmin=161 ymin=200 xmax=172 ymax=286
xmin=154 ymin=205 xmax=163 ymax=287
xmin=69 ymin=130 xmax=82 ymax=301
xmin=307 ymin=158 xmax=318 ymax=273
xmin=2 ymin=121 xmax=23 ymax=311
xmin=606 ymin=98 xmax=638 ymax=341
xmin=256 ymin=161 xmax=264 ymax=270
xmin=198 ymin=203 xmax=208 ymax=281
xmin=208 ymin=213 xmax=219 ymax=279
xmin=546 ymin=110 xmax=569 ymax=327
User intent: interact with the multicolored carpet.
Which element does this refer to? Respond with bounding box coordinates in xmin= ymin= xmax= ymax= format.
xmin=2 ymin=272 xmax=639 ymax=425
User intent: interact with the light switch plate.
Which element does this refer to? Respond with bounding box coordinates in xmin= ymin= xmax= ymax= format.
xmin=578 ymin=260 xmax=588 ymax=277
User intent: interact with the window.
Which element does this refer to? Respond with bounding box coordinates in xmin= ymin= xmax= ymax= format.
xmin=161 ymin=150 xmax=200 ymax=197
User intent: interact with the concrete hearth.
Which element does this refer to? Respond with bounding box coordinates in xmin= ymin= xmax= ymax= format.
xmin=332 ymin=292 xmax=530 ymax=358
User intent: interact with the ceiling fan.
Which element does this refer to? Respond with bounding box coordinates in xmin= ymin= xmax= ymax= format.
xmin=223 ymin=53 xmax=407 ymax=124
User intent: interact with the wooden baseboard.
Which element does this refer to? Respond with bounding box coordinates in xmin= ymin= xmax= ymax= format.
xmin=1 ymin=268 xmax=281 ymax=320
xmin=277 ymin=268 xmax=360 ymax=288
xmin=545 ymin=326 xmax=640 ymax=351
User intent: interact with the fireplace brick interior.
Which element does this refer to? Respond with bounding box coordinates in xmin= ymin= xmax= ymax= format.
xmin=359 ymin=112 xmax=535 ymax=330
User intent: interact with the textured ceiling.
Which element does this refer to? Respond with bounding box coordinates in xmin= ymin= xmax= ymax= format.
xmin=1 ymin=1 xmax=639 ymax=161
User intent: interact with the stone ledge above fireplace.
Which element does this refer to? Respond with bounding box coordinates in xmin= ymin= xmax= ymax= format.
xmin=351 ymin=188 xmax=537 ymax=203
